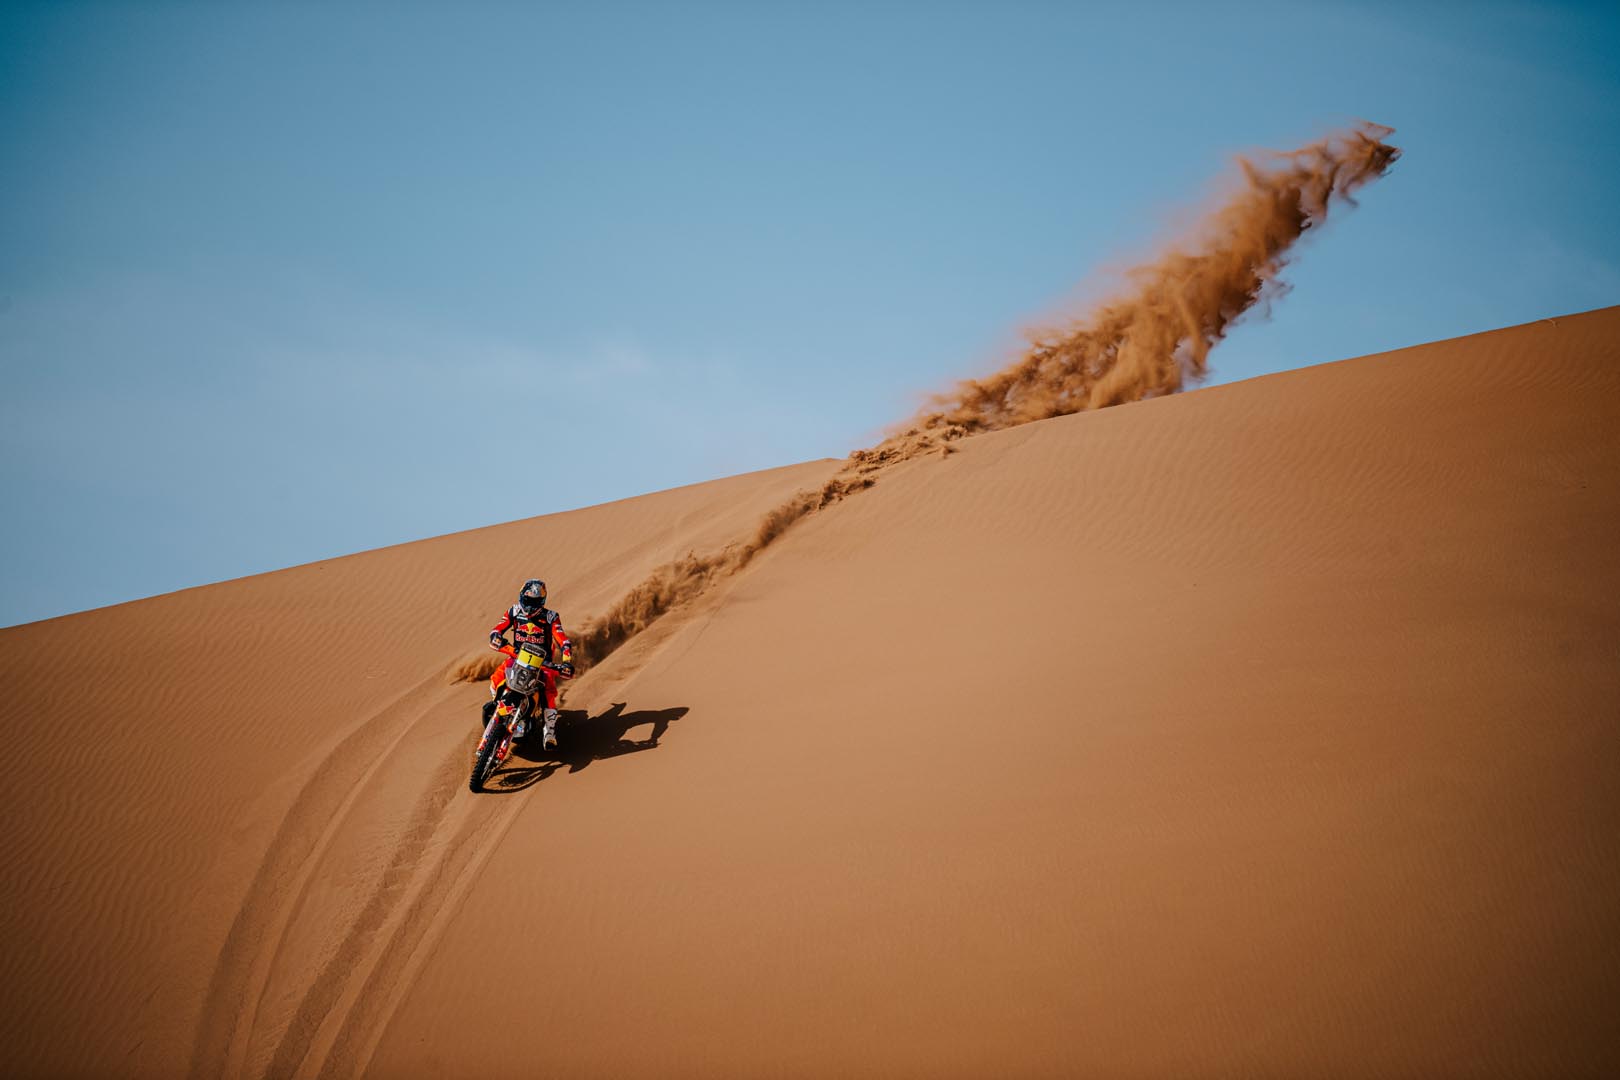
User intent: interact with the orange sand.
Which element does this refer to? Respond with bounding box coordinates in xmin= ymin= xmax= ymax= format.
xmin=2 ymin=309 xmax=1617 ymax=1077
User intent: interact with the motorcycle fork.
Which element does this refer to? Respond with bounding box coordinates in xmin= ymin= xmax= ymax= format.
xmin=483 ymin=693 xmax=525 ymax=762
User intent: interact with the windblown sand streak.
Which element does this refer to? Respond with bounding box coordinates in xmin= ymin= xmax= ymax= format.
xmin=476 ymin=123 xmax=1399 ymax=683
xmin=455 ymin=473 xmax=877 ymax=683
xmin=403 ymin=309 xmax=1620 ymax=1078
xmin=920 ymin=121 xmax=1400 ymax=430
xmin=5 ymin=299 xmax=1617 ymax=1078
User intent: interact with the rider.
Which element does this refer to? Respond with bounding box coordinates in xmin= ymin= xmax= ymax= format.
xmin=486 ymin=578 xmax=574 ymax=748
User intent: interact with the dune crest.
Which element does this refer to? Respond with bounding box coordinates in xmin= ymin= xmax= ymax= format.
xmin=456 ymin=472 xmax=879 ymax=684
xmin=3 ymin=310 xmax=1618 ymax=1078
xmin=544 ymin=123 xmax=1399 ymax=681
xmin=392 ymin=309 xmax=1620 ymax=1078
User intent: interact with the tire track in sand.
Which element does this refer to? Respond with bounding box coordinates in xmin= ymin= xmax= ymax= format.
xmin=196 ymin=597 xmax=690 ymax=1077
xmin=188 ymin=672 xmax=469 ymax=1080
xmin=263 ymin=742 xmax=470 ymax=1079
xmin=292 ymin=745 xmax=532 ymax=1079
xmin=312 ymin=596 xmax=731 ymax=1077
xmin=191 ymin=674 xmax=557 ymax=1079
xmin=255 ymin=728 xmax=540 ymax=1078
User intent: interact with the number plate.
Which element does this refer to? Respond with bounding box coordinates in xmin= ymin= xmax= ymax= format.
xmin=517 ymin=648 xmax=545 ymax=667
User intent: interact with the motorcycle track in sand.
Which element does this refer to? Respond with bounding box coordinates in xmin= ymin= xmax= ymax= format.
xmin=310 ymin=582 xmax=761 ymax=1079
xmin=190 ymin=444 xmax=882 ymax=1079
xmin=189 ymin=649 xmax=674 ymax=1079
xmin=193 ymin=440 xmax=952 ymax=1078
xmin=187 ymin=667 xmax=503 ymax=1080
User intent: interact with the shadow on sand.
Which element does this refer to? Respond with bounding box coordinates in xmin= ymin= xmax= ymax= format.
xmin=484 ymin=703 xmax=688 ymax=794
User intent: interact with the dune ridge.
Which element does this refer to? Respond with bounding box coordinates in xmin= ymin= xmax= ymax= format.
xmin=0 ymin=458 xmax=839 ymax=1077
xmin=522 ymin=123 xmax=1398 ymax=686
xmin=0 ymin=310 xmax=1616 ymax=1077
xmin=450 ymin=472 xmax=880 ymax=685
xmin=375 ymin=307 xmax=1620 ymax=1077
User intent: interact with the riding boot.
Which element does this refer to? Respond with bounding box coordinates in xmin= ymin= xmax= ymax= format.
xmin=542 ymin=708 xmax=559 ymax=749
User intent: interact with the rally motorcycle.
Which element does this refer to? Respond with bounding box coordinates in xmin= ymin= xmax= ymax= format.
xmin=469 ymin=644 xmax=570 ymax=793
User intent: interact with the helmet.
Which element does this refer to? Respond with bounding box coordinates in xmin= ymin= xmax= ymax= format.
xmin=517 ymin=578 xmax=547 ymax=617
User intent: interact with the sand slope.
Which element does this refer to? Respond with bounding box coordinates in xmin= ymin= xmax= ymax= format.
xmin=4 ymin=309 xmax=1619 ymax=1077
xmin=0 ymin=459 xmax=841 ymax=1077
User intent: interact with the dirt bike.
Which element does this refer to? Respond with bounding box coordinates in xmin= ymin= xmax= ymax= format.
xmin=469 ymin=644 xmax=571 ymax=793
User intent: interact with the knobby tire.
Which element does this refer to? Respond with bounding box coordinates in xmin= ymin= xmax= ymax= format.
xmin=469 ymin=713 xmax=510 ymax=793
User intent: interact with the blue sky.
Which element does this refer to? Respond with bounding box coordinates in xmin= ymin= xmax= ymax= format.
xmin=3 ymin=1 xmax=1617 ymax=626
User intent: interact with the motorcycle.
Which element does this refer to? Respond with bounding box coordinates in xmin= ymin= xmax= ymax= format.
xmin=469 ymin=644 xmax=571 ymax=792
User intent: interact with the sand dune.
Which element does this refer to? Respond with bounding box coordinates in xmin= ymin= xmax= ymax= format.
xmin=3 ymin=309 xmax=1618 ymax=1077
xmin=0 ymin=460 xmax=839 ymax=1077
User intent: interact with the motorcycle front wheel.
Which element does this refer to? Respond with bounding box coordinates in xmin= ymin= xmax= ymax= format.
xmin=469 ymin=705 xmax=518 ymax=792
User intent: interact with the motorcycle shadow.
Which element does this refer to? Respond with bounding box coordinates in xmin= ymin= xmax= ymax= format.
xmin=483 ymin=703 xmax=688 ymax=794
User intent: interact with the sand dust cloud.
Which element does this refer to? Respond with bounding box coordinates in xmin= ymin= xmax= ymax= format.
xmin=917 ymin=122 xmax=1400 ymax=432
xmin=459 ymin=123 xmax=1399 ymax=684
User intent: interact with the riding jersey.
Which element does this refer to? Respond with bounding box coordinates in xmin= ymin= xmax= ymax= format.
xmin=490 ymin=604 xmax=574 ymax=669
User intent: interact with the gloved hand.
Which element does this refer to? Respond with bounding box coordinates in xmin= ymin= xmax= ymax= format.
xmin=489 ymin=633 xmax=505 ymax=650
xmin=554 ymin=661 xmax=575 ymax=678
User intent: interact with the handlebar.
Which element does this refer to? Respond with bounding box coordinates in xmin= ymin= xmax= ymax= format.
xmin=495 ymin=641 xmax=573 ymax=676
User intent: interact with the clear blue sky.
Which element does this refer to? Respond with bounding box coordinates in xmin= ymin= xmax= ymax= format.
xmin=3 ymin=1 xmax=1617 ymax=627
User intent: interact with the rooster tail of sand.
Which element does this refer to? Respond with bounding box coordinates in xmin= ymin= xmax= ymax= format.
xmin=922 ymin=122 xmax=1399 ymax=431
xmin=451 ymin=472 xmax=877 ymax=684
xmin=452 ymin=122 xmax=1399 ymax=685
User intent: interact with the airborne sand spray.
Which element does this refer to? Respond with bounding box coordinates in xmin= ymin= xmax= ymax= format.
xmin=920 ymin=122 xmax=1400 ymax=430
xmin=458 ymin=472 xmax=877 ymax=683
xmin=458 ymin=123 xmax=1400 ymax=684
